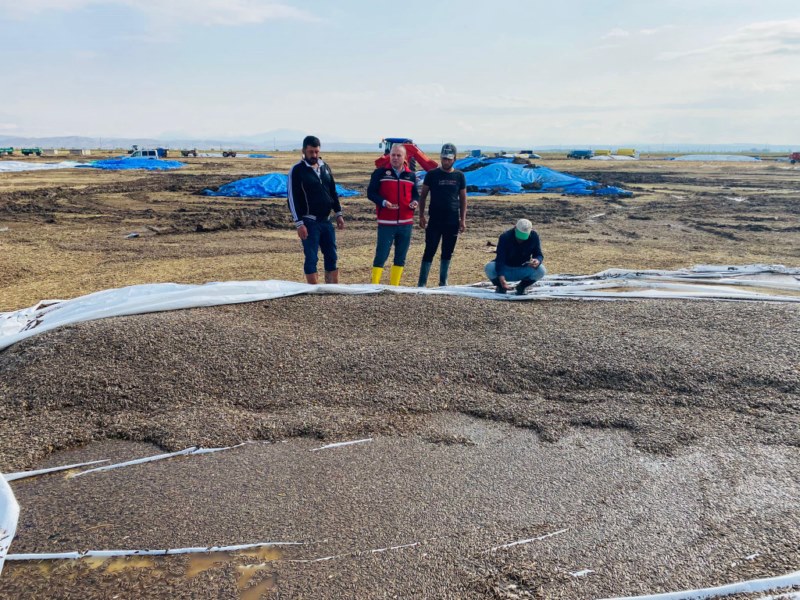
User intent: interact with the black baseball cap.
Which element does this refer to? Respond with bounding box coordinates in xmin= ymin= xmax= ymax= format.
xmin=440 ymin=143 xmax=457 ymax=159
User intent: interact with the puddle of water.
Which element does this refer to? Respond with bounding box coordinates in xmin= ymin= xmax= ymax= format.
xmin=185 ymin=547 xmax=281 ymax=578
xmin=9 ymin=547 xmax=282 ymax=597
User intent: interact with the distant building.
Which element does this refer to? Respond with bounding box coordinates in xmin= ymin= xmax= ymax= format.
xmin=43 ymin=149 xmax=60 ymax=156
xmin=69 ymin=149 xmax=92 ymax=156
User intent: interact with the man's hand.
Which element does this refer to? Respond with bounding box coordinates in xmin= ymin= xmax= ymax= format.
xmin=527 ymin=259 xmax=541 ymax=268
xmin=498 ymin=276 xmax=510 ymax=290
xmin=459 ymin=220 xmax=466 ymax=234
xmin=383 ymin=200 xmax=399 ymax=210
xmin=419 ymin=215 xmax=427 ymax=230
xmin=410 ymin=200 xmax=419 ymax=210
xmin=297 ymin=224 xmax=308 ymax=240
xmin=336 ymin=215 xmax=345 ymax=230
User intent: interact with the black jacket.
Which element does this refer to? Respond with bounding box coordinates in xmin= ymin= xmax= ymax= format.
xmin=288 ymin=158 xmax=341 ymax=227
xmin=494 ymin=228 xmax=544 ymax=278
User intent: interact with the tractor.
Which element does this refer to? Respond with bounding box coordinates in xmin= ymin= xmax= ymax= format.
xmin=377 ymin=138 xmax=438 ymax=171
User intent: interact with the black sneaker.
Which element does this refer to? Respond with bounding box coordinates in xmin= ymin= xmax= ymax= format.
xmin=490 ymin=278 xmax=507 ymax=294
xmin=516 ymin=279 xmax=535 ymax=295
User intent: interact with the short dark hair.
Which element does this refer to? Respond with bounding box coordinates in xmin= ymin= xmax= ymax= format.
xmin=303 ymin=135 xmax=321 ymax=149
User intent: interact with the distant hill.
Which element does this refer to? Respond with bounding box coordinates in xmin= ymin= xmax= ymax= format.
xmin=0 ymin=135 xmax=794 ymax=154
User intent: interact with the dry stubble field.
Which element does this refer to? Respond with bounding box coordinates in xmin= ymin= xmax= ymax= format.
xmin=1 ymin=152 xmax=799 ymax=311
xmin=0 ymin=153 xmax=798 ymax=599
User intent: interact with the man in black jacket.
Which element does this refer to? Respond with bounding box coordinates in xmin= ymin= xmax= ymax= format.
xmin=288 ymin=136 xmax=345 ymax=284
xmin=485 ymin=219 xmax=546 ymax=295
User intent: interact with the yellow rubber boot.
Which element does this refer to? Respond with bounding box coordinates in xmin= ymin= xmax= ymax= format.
xmin=371 ymin=267 xmax=384 ymax=284
xmin=390 ymin=265 xmax=404 ymax=286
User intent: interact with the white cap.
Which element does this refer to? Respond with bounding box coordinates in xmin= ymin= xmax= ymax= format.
xmin=515 ymin=219 xmax=532 ymax=239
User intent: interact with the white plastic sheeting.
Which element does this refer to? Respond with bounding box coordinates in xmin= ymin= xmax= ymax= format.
xmin=3 ymin=460 xmax=109 ymax=482
xmin=6 ymin=541 xmax=303 ymax=562
xmin=671 ymin=155 xmax=760 ymax=162
xmin=0 ymin=160 xmax=82 ymax=172
xmin=1 ymin=265 xmax=798 ymax=352
xmin=0 ymin=477 xmax=18 ymax=576
xmin=600 ymin=570 xmax=800 ymax=600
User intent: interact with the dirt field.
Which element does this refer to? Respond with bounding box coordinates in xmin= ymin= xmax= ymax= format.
xmin=0 ymin=154 xmax=799 ymax=599
xmin=2 ymin=153 xmax=799 ymax=311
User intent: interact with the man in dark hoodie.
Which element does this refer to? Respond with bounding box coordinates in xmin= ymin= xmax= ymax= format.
xmin=485 ymin=219 xmax=546 ymax=295
xmin=287 ymin=136 xmax=344 ymax=284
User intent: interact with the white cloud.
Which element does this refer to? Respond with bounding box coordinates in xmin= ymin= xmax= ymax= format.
xmin=603 ymin=28 xmax=630 ymax=39
xmin=0 ymin=123 xmax=19 ymax=130
xmin=659 ymin=18 xmax=800 ymax=60
xmin=0 ymin=0 xmax=316 ymax=25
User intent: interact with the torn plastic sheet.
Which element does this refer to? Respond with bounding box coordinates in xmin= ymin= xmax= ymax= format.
xmin=3 ymin=460 xmax=109 ymax=482
xmin=70 ymin=444 xmax=247 ymax=477
xmin=1 ymin=265 xmax=798 ymax=352
xmin=599 ymin=570 xmax=800 ymax=600
xmin=486 ymin=528 xmax=569 ymax=552
xmin=5 ymin=541 xmax=304 ymax=562
xmin=0 ymin=476 xmax=19 ymax=576
xmin=311 ymin=438 xmax=373 ymax=452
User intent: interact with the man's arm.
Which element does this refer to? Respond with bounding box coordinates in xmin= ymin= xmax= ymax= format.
xmin=418 ymin=184 xmax=430 ymax=229
xmin=458 ymin=188 xmax=467 ymax=233
xmin=494 ymin=233 xmax=510 ymax=281
xmin=326 ymin=165 xmax=344 ymax=230
xmin=526 ymin=233 xmax=543 ymax=267
xmin=367 ymin=169 xmax=388 ymax=207
xmin=288 ymin=164 xmax=308 ymax=239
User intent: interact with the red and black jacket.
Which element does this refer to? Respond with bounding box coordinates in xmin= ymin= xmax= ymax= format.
xmin=367 ymin=166 xmax=419 ymax=225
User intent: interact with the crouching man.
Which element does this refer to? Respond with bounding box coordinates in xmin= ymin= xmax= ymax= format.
xmin=485 ymin=219 xmax=546 ymax=295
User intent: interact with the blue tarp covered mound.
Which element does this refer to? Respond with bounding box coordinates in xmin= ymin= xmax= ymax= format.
xmin=465 ymin=163 xmax=631 ymax=196
xmin=445 ymin=157 xmax=632 ymax=197
xmin=80 ymin=158 xmax=185 ymax=171
xmin=202 ymin=173 xmax=359 ymax=198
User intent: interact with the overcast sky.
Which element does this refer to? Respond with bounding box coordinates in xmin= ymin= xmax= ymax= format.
xmin=1 ymin=0 xmax=798 ymax=146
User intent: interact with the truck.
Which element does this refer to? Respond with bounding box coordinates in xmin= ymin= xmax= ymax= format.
xmin=222 ymin=150 xmax=237 ymax=158
xmin=21 ymin=148 xmax=43 ymax=156
xmin=181 ymin=149 xmax=198 ymax=157
xmin=567 ymin=149 xmax=593 ymax=159
xmin=790 ymin=152 xmax=800 ymax=164
xmin=0 ymin=147 xmax=13 ymax=156
xmin=615 ymin=148 xmax=638 ymax=158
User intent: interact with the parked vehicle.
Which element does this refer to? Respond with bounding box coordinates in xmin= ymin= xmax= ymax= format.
xmin=518 ymin=150 xmax=542 ymax=159
xmin=128 ymin=149 xmax=161 ymax=159
xmin=222 ymin=150 xmax=237 ymax=158
xmin=567 ymin=149 xmax=593 ymax=159
xmin=181 ymin=149 xmax=198 ymax=157
xmin=790 ymin=152 xmax=800 ymax=164
xmin=127 ymin=146 xmax=168 ymax=158
xmin=615 ymin=148 xmax=638 ymax=157
xmin=21 ymin=148 xmax=42 ymax=156
xmin=0 ymin=147 xmax=14 ymax=156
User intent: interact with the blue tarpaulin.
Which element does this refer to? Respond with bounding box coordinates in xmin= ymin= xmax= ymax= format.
xmin=202 ymin=173 xmax=359 ymax=198
xmin=80 ymin=158 xmax=185 ymax=171
xmin=247 ymin=154 xmax=274 ymax=158
xmin=441 ymin=157 xmax=632 ymax=197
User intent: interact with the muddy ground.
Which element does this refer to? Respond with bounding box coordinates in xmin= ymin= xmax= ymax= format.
xmin=0 ymin=154 xmax=799 ymax=599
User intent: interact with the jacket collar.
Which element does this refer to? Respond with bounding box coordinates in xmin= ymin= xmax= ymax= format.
xmin=302 ymin=157 xmax=325 ymax=169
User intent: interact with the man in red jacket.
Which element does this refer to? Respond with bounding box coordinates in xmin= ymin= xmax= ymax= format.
xmin=367 ymin=144 xmax=419 ymax=285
